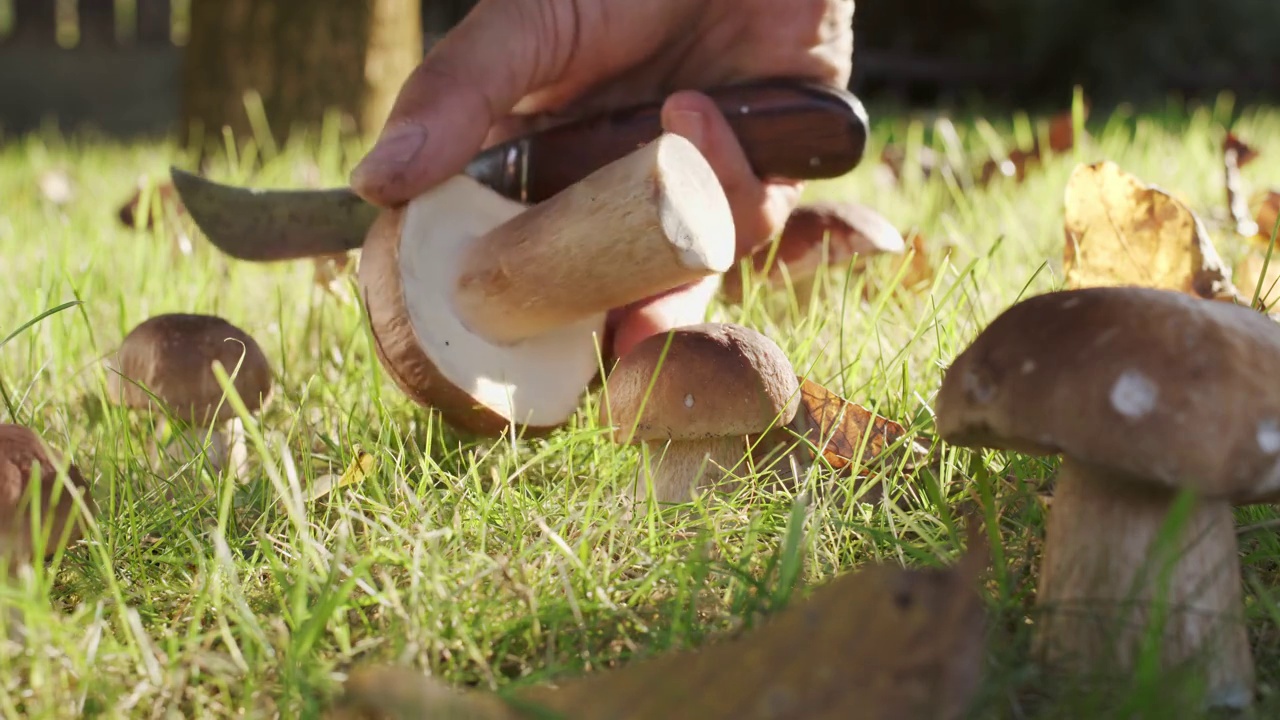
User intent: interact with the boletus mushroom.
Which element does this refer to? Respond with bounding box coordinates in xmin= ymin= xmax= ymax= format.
xmin=722 ymin=200 xmax=905 ymax=304
xmin=598 ymin=322 xmax=800 ymax=504
xmin=934 ymin=285 xmax=1280 ymax=709
xmin=359 ymin=133 xmax=736 ymax=437
xmin=0 ymin=423 xmax=93 ymax=567
xmin=106 ymin=313 xmax=273 ymax=474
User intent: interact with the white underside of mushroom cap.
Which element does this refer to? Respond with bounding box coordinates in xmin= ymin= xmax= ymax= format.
xmin=398 ymin=176 xmax=606 ymax=427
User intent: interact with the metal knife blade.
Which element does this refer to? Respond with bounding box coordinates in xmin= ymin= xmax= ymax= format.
xmin=171 ymin=78 xmax=871 ymax=263
xmin=169 ymin=142 xmax=525 ymax=261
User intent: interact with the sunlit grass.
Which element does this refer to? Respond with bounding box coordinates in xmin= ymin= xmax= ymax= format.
xmin=2 ymin=92 xmax=1280 ymax=718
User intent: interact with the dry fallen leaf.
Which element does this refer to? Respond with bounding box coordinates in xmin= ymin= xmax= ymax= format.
xmin=979 ymin=146 xmax=1040 ymax=186
xmin=1251 ymin=189 xmax=1280 ymax=242
xmin=1234 ymin=250 xmax=1280 ymax=311
xmin=1225 ymin=132 xmax=1259 ymax=169
xmin=898 ymin=231 xmax=938 ymax=290
xmin=306 ymin=450 xmax=374 ymax=503
xmin=1062 ymin=160 xmax=1240 ymax=301
xmin=862 ymin=230 xmax=938 ymax=301
xmin=979 ymin=107 xmax=1083 ymax=187
xmin=752 ymin=378 xmax=927 ymax=504
xmin=329 ymin=536 xmax=990 ymax=720
xmin=1224 ymin=132 xmax=1260 ymax=237
xmin=1047 ymin=107 xmax=1083 ymax=155
xmin=878 ymin=144 xmax=945 ymax=186
xmin=788 ymin=378 xmax=917 ymax=473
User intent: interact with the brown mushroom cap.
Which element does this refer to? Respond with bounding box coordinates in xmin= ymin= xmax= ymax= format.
xmin=599 ymin=323 xmax=801 ymax=443
xmin=935 ymin=286 xmax=1280 ymax=501
xmin=0 ymin=424 xmax=92 ymax=561
xmin=106 ymin=313 xmax=273 ymax=426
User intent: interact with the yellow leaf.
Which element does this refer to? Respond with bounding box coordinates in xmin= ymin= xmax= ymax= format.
xmin=1062 ymin=161 xmax=1238 ymax=301
xmin=1235 ymin=249 xmax=1280 ymax=311
xmin=306 ymin=450 xmax=374 ymax=503
xmin=1250 ymin=189 xmax=1280 ymax=243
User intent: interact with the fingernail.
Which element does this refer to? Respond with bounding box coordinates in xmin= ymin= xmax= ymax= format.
xmin=351 ymin=123 xmax=429 ymax=189
xmin=667 ymin=110 xmax=705 ymax=149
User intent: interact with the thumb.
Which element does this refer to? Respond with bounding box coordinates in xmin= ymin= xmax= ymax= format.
xmin=350 ymin=0 xmax=567 ymax=207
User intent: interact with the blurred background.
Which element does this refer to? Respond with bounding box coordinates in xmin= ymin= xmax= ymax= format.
xmin=1 ymin=0 xmax=1277 ymax=142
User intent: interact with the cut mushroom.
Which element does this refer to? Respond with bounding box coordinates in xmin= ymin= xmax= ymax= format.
xmin=598 ymin=322 xmax=800 ymax=504
xmin=0 ymin=423 xmax=93 ymax=569
xmin=105 ymin=313 xmax=273 ymax=475
xmin=934 ymin=285 xmax=1280 ymax=709
xmin=722 ymin=200 xmax=905 ymax=304
xmin=359 ymin=133 xmax=736 ymax=437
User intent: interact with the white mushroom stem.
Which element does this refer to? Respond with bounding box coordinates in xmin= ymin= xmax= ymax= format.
xmin=634 ymin=436 xmax=751 ymax=504
xmin=151 ymin=416 xmax=249 ymax=476
xmin=451 ymin=134 xmax=735 ymax=346
xmin=1035 ymin=458 xmax=1253 ymax=709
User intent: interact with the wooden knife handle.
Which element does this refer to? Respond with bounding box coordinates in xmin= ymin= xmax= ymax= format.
xmin=472 ymin=78 xmax=870 ymax=204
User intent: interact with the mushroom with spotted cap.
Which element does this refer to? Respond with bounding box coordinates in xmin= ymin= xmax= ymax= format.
xmin=106 ymin=313 xmax=273 ymax=474
xmin=0 ymin=423 xmax=93 ymax=568
xmin=598 ymin=323 xmax=800 ymax=504
xmin=934 ymin=285 xmax=1280 ymax=709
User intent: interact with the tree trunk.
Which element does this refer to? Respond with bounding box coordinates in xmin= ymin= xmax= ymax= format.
xmin=77 ymin=0 xmax=118 ymax=48
xmin=7 ymin=0 xmax=56 ymax=46
xmin=180 ymin=0 xmax=422 ymax=152
xmin=136 ymin=0 xmax=173 ymax=45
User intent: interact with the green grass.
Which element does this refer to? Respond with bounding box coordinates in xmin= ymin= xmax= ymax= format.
xmin=3 ymin=93 xmax=1280 ymax=718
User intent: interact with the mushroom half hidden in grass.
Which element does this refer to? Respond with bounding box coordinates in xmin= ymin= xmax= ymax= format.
xmin=598 ymin=322 xmax=800 ymax=504
xmin=359 ymin=133 xmax=736 ymax=438
xmin=0 ymin=424 xmax=93 ymax=569
xmin=933 ymin=285 xmax=1280 ymax=710
xmin=105 ymin=313 xmax=273 ymax=475
xmin=722 ymin=200 xmax=905 ymax=305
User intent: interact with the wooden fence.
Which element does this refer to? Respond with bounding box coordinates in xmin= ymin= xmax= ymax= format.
xmin=0 ymin=0 xmax=479 ymax=138
xmin=0 ymin=0 xmax=1037 ymax=141
xmin=4 ymin=0 xmax=1278 ymax=140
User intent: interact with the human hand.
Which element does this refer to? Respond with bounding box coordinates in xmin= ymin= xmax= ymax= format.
xmin=351 ymin=0 xmax=854 ymax=359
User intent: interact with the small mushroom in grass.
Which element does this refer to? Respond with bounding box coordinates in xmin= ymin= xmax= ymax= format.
xmin=118 ymin=178 xmax=194 ymax=258
xmin=722 ymin=200 xmax=905 ymax=304
xmin=105 ymin=313 xmax=273 ymax=475
xmin=598 ymin=323 xmax=800 ymax=504
xmin=934 ymin=286 xmax=1280 ymax=709
xmin=0 ymin=424 xmax=93 ymax=568
xmin=359 ymin=134 xmax=735 ymax=437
